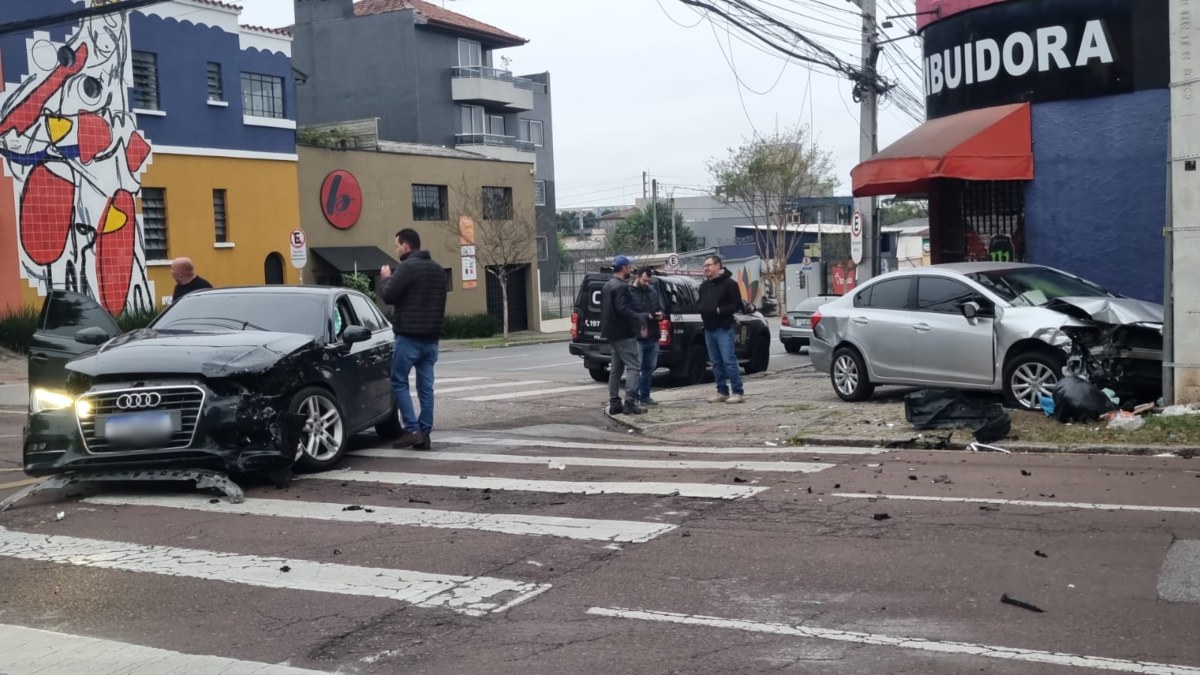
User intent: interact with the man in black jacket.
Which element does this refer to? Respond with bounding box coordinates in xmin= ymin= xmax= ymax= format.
xmin=601 ymin=255 xmax=650 ymax=415
xmin=380 ymin=228 xmax=447 ymax=449
xmin=699 ymin=254 xmax=745 ymax=404
xmin=630 ymin=267 xmax=664 ymax=406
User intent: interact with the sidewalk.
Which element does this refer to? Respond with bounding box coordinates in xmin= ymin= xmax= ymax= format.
xmin=614 ymin=359 xmax=1200 ymax=456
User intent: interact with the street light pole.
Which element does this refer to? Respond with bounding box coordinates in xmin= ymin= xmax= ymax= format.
xmin=852 ymin=0 xmax=880 ymax=283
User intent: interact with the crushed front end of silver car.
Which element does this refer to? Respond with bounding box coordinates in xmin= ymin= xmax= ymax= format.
xmin=1046 ymin=297 xmax=1164 ymax=400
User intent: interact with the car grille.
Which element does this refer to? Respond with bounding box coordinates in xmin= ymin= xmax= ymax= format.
xmin=78 ymin=386 xmax=204 ymax=453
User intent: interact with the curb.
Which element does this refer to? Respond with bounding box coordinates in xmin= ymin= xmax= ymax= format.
xmin=789 ymin=434 xmax=1200 ymax=456
xmin=441 ymin=335 xmax=572 ymax=353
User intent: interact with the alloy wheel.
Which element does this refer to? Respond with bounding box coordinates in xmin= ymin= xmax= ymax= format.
xmin=296 ymin=394 xmax=344 ymax=462
xmin=834 ymin=354 xmax=859 ymax=397
xmin=1011 ymin=362 xmax=1057 ymax=410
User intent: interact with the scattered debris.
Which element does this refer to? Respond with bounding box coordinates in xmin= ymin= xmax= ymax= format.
xmin=968 ymin=442 xmax=1012 ymax=454
xmin=526 ymin=560 xmax=544 ymax=567
xmin=279 ymin=565 xmax=292 ymax=573
xmin=208 ymin=498 xmax=220 ymax=504
xmin=681 ymin=531 xmax=692 ymax=537
xmin=908 ymin=475 xmax=918 ymax=481
xmin=764 ymin=441 xmax=778 ymax=447
xmin=733 ymin=477 xmax=748 ymax=483
xmin=886 ymin=433 xmax=954 ymax=450
xmin=1039 ymin=493 xmax=1057 ymax=499
xmin=933 ymin=475 xmax=952 ymax=484
xmin=873 ymin=513 xmax=891 ymax=521
xmin=1000 ymin=593 xmax=1044 ymax=613
xmin=1106 ymin=410 xmax=1146 ymax=431
xmin=333 ymin=549 xmax=342 ymax=555
xmin=547 ymin=461 xmax=567 ymax=471
xmin=408 ymin=498 xmax=431 ymax=505
xmin=1021 ymin=470 xmax=1032 ymax=476
xmin=342 ymin=505 xmax=365 ymax=511
xmin=1035 ymin=550 xmax=1049 ymax=558
xmin=1052 ymin=376 xmax=1116 ymax=423
xmin=1161 ymin=404 xmax=1200 ymax=417
xmin=979 ymin=505 xmax=1000 ymax=512
xmin=55 ymin=511 xmax=65 ymax=521
xmin=867 ymin=463 xmax=881 ymax=468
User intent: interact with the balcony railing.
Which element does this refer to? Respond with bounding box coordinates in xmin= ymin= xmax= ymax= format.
xmin=451 ymin=67 xmax=546 ymax=94
xmin=455 ymin=133 xmax=536 ymax=153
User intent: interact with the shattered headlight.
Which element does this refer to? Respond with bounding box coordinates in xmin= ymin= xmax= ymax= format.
xmin=30 ymin=388 xmax=73 ymax=413
xmin=1033 ymin=328 xmax=1073 ymax=352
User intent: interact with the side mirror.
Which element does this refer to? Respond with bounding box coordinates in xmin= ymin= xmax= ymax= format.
xmin=961 ymin=301 xmax=980 ymax=320
xmin=75 ymin=326 xmax=111 ymax=345
xmin=342 ymin=326 xmax=372 ymax=345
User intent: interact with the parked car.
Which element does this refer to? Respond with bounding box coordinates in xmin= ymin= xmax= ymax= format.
xmin=568 ymin=271 xmax=772 ymax=385
xmin=808 ymin=263 xmax=1163 ymax=409
xmin=780 ymin=295 xmax=838 ymax=353
xmin=24 ymin=286 xmax=401 ymax=478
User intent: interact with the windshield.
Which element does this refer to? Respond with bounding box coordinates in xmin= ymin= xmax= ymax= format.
xmin=966 ymin=267 xmax=1112 ymax=307
xmin=152 ymin=293 xmax=327 ymax=336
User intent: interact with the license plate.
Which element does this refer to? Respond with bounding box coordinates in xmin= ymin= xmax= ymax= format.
xmin=798 ymin=319 xmax=811 ymax=328
xmin=98 ymin=411 xmax=178 ymax=444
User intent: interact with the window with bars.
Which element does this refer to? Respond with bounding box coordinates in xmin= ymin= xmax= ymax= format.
xmin=534 ymin=180 xmax=546 ymax=206
xmin=241 ymin=72 xmax=284 ymax=118
xmin=412 ymin=184 xmax=448 ymax=221
xmin=206 ymin=62 xmax=224 ymax=102
xmin=482 ymin=186 xmax=513 ymax=220
xmin=132 ymin=51 xmax=160 ymax=110
xmin=141 ymin=188 xmax=168 ymax=260
xmin=213 ymin=189 xmax=228 ymax=243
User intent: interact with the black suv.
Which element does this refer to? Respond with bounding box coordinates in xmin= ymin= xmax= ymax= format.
xmin=568 ymin=271 xmax=772 ymax=384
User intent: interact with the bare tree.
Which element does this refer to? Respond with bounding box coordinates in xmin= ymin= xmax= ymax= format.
xmin=708 ymin=125 xmax=837 ymax=308
xmin=440 ymin=176 xmax=538 ymax=337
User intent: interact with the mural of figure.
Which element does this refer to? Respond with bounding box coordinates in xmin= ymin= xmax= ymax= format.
xmin=0 ymin=3 xmax=153 ymax=314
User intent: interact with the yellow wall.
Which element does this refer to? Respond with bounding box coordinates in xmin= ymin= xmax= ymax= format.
xmin=139 ymin=153 xmax=301 ymax=309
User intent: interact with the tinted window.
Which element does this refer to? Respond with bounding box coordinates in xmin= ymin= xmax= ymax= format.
xmin=332 ymin=297 xmax=354 ymax=339
xmin=917 ymin=277 xmax=980 ymax=314
xmin=153 ymin=293 xmax=327 ymax=336
xmin=348 ymin=295 xmax=383 ymax=332
xmin=966 ymin=267 xmax=1110 ymax=307
xmin=861 ymin=278 xmax=910 ymax=310
xmin=41 ymin=292 xmax=120 ymax=338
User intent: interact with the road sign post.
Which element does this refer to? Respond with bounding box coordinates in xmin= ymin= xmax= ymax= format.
xmin=289 ymin=229 xmax=308 ymax=283
xmin=850 ymin=211 xmax=864 ymax=266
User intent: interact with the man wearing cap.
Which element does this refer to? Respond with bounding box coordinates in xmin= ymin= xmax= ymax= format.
xmin=601 ymin=255 xmax=651 ymax=415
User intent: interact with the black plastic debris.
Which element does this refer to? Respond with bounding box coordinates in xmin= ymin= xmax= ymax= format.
xmin=733 ymin=477 xmax=748 ymax=483
xmin=209 ymin=498 xmax=220 ymax=504
xmin=1052 ymin=376 xmax=1116 ymax=423
xmin=979 ymin=505 xmax=1000 ymax=512
xmin=905 ymin=389 xmax=1011 ymax=443
xmin=279 ymin=565 xmax=292 ymax=573
xmin=342 ymin=505 xmax=364 ymax=511
xmin=408 ymin=498 xmax=431 ymax=505
xmin=873 ymin=513 xmax=891 ymax=521
xmin=908 ymin=475 xmax=918 ymax=481
xmin=1021 ymin=470 xmax=1032 ymax=476
xmin=1035 ymin=550 xmax=1049 ymax=558
xmin=1001 ymin=593 xmax=1044 ymax=613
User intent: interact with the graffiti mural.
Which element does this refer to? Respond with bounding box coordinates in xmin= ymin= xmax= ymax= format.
xmin=0 ymin=3 xmax=153 ymax=314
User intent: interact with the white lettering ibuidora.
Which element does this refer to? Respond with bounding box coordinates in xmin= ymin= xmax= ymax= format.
xmin=927 ymin=19 xmax=1115 ymax=95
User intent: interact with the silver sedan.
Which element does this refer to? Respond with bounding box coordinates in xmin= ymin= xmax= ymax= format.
xmin=808 ymin=263 xmax=1163 ymax=409
xmin=780 ymin=295 xmax=838 ymax=353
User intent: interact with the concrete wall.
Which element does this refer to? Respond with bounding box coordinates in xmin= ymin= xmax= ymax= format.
xmin=1024 ymin=89 xmax=1169 ymax=302
xmin=296 ymin=146 xmax=540 ymax=326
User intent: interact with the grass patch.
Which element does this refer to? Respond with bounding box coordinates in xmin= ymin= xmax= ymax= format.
xmin=1009 ymin=411 xmax=1200 ymax=447
xmin=0 ymin=305 xmax=39 ymax=354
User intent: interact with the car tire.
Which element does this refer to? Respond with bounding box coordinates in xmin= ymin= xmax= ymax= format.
xmin=784 ymin=341 xmax=802 ymax=354
xmin=746 ymin=335 xmax=770 ymax=374
xmin=831 ymin=347 xmax=875 ymax=402
xmin=289 ymin=386 xmax=348 ymax=472
xmin=1003 ymin=350 xmax=1065 ymax=411
xmin=680 ymin=343 xmax=707 ymax=386
xmin=588 ymin=365 xmax=608 ymax=383
xmin=374 ymin=403 xmax=404 ymax=440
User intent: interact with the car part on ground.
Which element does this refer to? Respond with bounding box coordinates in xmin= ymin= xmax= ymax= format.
xmin=904 ymin=389 xmax=1011 ymax=444
xmin=0 ymin=468 xmax=246 ymax=512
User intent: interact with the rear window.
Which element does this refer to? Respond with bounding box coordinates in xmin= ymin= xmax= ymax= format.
xmin=855 ymin=278 xmax=910 ymax=310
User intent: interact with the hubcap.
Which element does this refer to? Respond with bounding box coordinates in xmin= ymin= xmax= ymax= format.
xmin=296 ymin=395 xmax=343 ymax=462
xmin=1011 ymin=362 xmax=1057 ymax=410
xmin=834 ymin=355 xmax=859 ymax=396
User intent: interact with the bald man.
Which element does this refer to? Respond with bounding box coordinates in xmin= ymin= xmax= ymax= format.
xmin=170 ymin=257 xmax=212 ymax=302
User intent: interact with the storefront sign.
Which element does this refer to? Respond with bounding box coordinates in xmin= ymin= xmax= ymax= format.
xmin=320 ymin=170 xmax=362 ymax=229
xmin=923 ymin=0 xmax=1169 ymax=118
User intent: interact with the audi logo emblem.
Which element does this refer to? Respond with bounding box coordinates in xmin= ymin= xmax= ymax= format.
xmin=116 ymin=392 xmax=163 ymax=410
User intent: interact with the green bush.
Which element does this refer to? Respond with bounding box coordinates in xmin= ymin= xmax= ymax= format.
xmin=0 ymin=305 xmax=39 ymax=354
xmin=116 ymin=308 xmax=159 ymax=333
xmin=441 ymin=313 xmax=499 ymax=339
xmin=341 ymin=272 xmax=376 ymax=300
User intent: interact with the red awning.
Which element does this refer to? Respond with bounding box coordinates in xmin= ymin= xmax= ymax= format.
xmin=851 ymin=103 xmax=1033 ymax=198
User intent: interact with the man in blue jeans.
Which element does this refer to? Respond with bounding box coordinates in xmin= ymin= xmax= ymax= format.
xmin=380 ymin=228 xmax=448 ymax=449
xmin=698 ymin=254 xmax=745 ymax=404
xmin=631 ymin=267 xmax=663 ymax=406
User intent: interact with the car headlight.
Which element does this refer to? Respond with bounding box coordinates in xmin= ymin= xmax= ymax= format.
xmin=31 ymin=388 xmax=73 ymax=413
xmin=1033 ymin=327 xmax=1074 ymax=352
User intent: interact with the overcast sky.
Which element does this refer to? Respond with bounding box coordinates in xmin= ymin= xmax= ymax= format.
xmin=236 ymin=0 xmax=926 ymax=209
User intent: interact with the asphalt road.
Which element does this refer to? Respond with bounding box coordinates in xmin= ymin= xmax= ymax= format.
xmin=0 ymin=342 xmax=1199 ymax=674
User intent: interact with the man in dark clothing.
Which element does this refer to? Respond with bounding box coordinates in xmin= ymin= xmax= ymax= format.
xmin=698 ymin=254 xmax=745 ymax=404
xmin=380 ymin=228 xmax=448 ymax=449
xmin=170 ymin=258 xmax=212 ymax=302
xmin=601 ymin=255 xmax=651 ymax=415
xmin=630 ymin=267 xmax=664 ymax=406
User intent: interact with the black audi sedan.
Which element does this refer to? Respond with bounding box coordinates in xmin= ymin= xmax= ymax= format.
xmin=24 ymin=286 xmax=401 ymax=477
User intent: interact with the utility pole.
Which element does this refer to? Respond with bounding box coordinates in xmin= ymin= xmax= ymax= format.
xmin=669 ymin=191 xmax=677 ymax=253
xmin=0 ymin=0 xmax=169 ymax=35
xmin=851 ymin=0 xmax=880 ymax=283
xmin=1169 ymin=0 xmax=1199 ymax=403
xmin=651 ymin=179 xmax=659 ymax=253
xmin=642 ymin=171 xmax=648 ymax=200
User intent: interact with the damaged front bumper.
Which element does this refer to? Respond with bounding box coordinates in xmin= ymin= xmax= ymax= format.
xmin=23 ymin=380 xmax=303 ymax=477
xmin=1046 ymin=297 xmax=1164 ymax=399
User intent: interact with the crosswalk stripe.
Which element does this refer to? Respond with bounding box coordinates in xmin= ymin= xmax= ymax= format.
xmin=833 ymin=493 xmax=1200 ymax=514
xmin=0 ymin=623 xmax=327 ymax=674
xmin=306 ymin=470 xmax=765 ymax=499
xmin=351 ymin=449 xmax=835 ymax=473
xmin=413 ymin=380 xmax=551 ymax=396
xmin=437 ymin=436 xmax=886 ymax=456
xmin=410 ymin=376 xmax=486 ymax=384
xmin=0 ymin=527 xmax=549 ymax=617
xmin=84 ymin=494 xmax=677 ymax=543
xmin=459 ymin=385 xmax=602 ymax=402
